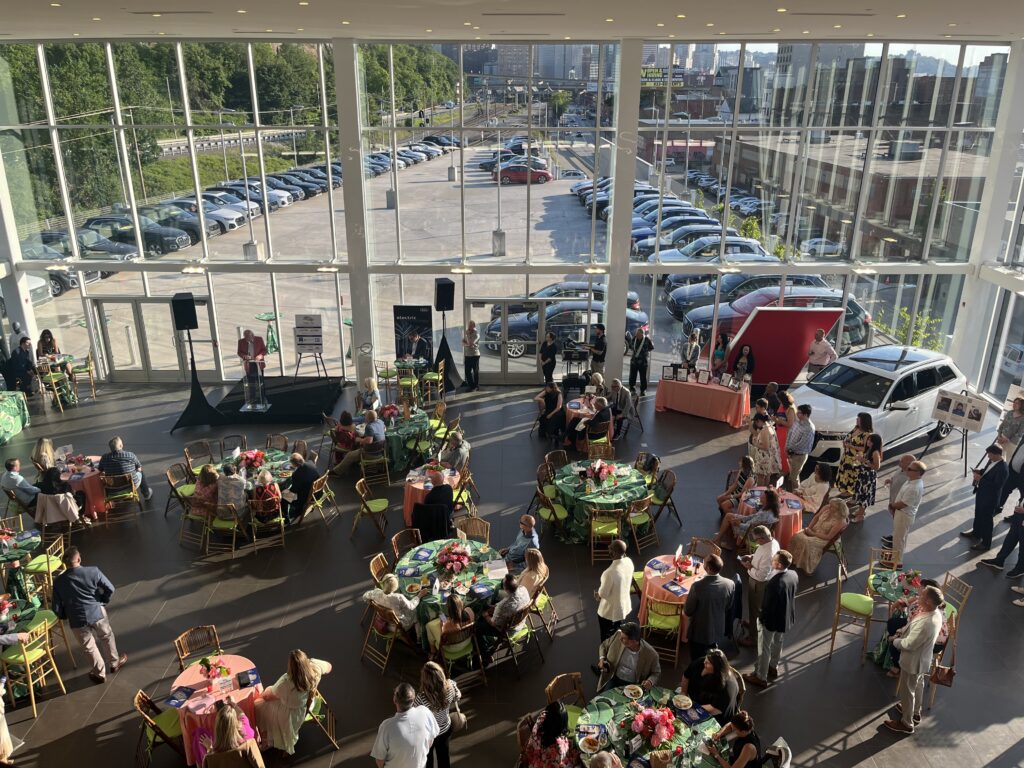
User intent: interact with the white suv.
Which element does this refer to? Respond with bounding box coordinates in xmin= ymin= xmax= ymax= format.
xmin=788 ymin=345 xmax=967 ymax=467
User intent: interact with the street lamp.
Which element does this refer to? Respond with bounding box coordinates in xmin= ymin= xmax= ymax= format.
xmin=289 ymin=104 xmax=304 ymax=165
xmin=217 ymin=108 xmax=236 ymax=181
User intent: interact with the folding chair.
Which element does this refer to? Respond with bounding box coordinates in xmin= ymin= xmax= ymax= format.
xmin=651 ymin=469 xmax=681 ymax=526
xmin=428 ymin=402 xmax=448 ymax=431
xmin=133 ymin=690 xmax=185 ymax=762
xmin=250 ymin=496 xmax=286 ymax=553
xmin=101 ymin=472 xmax=143 ymax=521
xmin=361 ymin=553 xmax=392 ymax=626
xmin=589 ymin=507 xmax=623 ymax=566
xmin=3 ymin=489 xmax=31 ymax=520
xmin=493 ymin=606 xmax=545 ymax=675
xmin=28 ymin=605 xmax=76 ymax=669
xmin=827 ymin=564 xmax=874 ymax=664
xmin=391 ymin=528 xmax=422 ymax=561
xmin=354 ymin=478 xmax=389 ymax=539
xmin=180 ymin=499 xmax=213 ymax=551
xmin=687 ymin=537 xmax=722 ymax=560
xmin=318 ymin=412 xmax=339 ymax=458
xmin=529 ymin=582 xmax=558 ymax=641
xmin=24 ymin=535 xmax=66 ymax=607
xmin=361 ymin=602 xmax=415 ymax=675
xmin=360 ymin=441 xmax=391 ymax=488
xmin=544 ymin=450 xmax=569 ymax=471
xmin=422 ymin=359 xmax=446 ymax=402
xmin=183 ymin=440 xmax=215 ymax=476
xmin=203 ymin=505 xmax=247 ymax=558
xmin=266 ymin=433 xmax=289 ymax=453
xmin=439 ymin=624 xmax=487 ymax=685
xmin=940 ymin=572 xmax=973 ymax=620
xmin=1 ymin=622 xmax=65 ymax=717
xmin=164 ymin=463 xmax=195 ymax=518
xmin=527 ymin=463 xmax=559 ymax=517
xmin=292 ymin=439 xmax=309 ymax=459
xmin=303 ymin=687 xmax=341 ymax=750
xmin=454 ymin=516 xmax=490 ymax=544
xmin=298 ymin=474 xmax=339 ymax=527
xmin=627 ymin=495 xmax=659 ymax=553
xmin=866 ymin=547 xmax=900 ymax=605
xmin=545 ymin=673 xmax=586 ymax=730
xmin=375 ymin=360 xmax=399 ymax=404
xmin=588 ymin=442 xmax=615 ymax=460
xmin=173 ymin=625 xmax=222 ymax=671
xmin=634 ymin=452 xmax=660 ymax=487
xmin=642 ymin=597 xmax=685 ymax=666
xmin=70 ymin=352 xmax=97 ymax=400
xmin=36 ymin=358 xmax=69 ymax=414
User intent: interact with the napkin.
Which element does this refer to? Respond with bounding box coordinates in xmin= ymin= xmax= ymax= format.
xmin=397 ymin=566 xmax=420 ymax=577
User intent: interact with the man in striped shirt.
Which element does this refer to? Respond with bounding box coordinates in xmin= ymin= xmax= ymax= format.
xmin=97 ymin=436 xmax=153 ymax=501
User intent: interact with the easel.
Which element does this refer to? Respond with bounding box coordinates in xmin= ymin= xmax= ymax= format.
xmin=294 ymin=352 xmax=328 ymax=380
xmin=920 ymin=387 xmax=972 ymax=478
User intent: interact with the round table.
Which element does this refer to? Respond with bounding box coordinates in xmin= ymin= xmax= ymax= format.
xmin=637 ymin=554 xmax=705 ymax=628
xmin=221 ymin=450 xmax=293 ymax=491
xmin=171 ymin=653 xmax=263 ymax=766
xmin=382 ymin=411 xmax=431 ymax=473
xmin=869 ymin=569 xmax=923 ymax=602
xmin=737 ymin=487 xmax=804 ymax=549
xmin=0 ymin=531 xmax=41 ymax=565
xmin=553 ymin=461 xmax=649 ymax=544
xmin=402 ymin=465 xmax=460 ymax=526
xmin=394 ymin=539 xmax=502 ymax=633
xmin=575 ymin=685 xmax=720 ymax=766
xmin=566 ymin=395 xmax=597 ymax=422
xmin=60 ymin=464 xmax=104 ymax=520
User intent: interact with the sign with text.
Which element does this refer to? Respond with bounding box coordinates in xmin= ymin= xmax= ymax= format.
xmin=393 ymin=305 xmax=434 ymax=359
xmin=293 ymin=314 xmax=323 ymax=353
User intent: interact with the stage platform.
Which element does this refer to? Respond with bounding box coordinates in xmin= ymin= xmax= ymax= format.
xmin=213 ymin=376 xmax=348 ymax=425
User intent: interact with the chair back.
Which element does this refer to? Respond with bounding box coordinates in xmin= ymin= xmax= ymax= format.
xmin=356 ymin=478 xmax=372 ymax=504
xmin=293 ymin=439 xmax=309 ymax=459
xmin=657 ymin=469 xmax=677 ymax=497
xmin=516 ymin=713 xmax=535 ymax=755
xmin=166 ymin=463 xmax=191 ymax=489
xmin=687 ymin=537 xmax=722 ymax=560
xmin=537 ymin=463 xmax=554 ymax=487
xmin=250 ymin=494 xmax=282 ymax=520
xmin=363 ymin=440 xmax=387 ymax=460
xmin=588 ymin=443 xmax=614 ymax=460
xmin=432 ymin=402 xmax=447 ymax=422
xmin=321 ymin=412 xmax=339 ymax=432
xmin=266 ymin=433 xmax=289 ymax=452
xmin=586 ymin=419 xmax=612 ymax=442
xmin=447 ymin=415 xmax=461 ymax=435
xmin=391 ymin=528 xmax=423 ymax=561
xmin=544 ymin=450 xmax=568 ymax=471
xmin=940 ymin=573 xmax=973 ymax=619
xmin=628 ymin=496 xmax=652 ymax=518
xmin=370 ymin=553 xmax=390 ymax=586
xmin=503 ymin=606 xmax=533 ymax=639
xmin=174 ymin=624 xmax=221 ymax=670
xmin=439 ymin=623 xmax=475 ymax=652
xmin=221 ymin=434 xmax=247 ymax=455
xmin=866 ymin=547 xmax=899 ymax=595
xmin=455 ymin=516 xmax=490 ymax=544
xmin=305 ymin=475 xmax=331 ymax=511
xmin=102 ymin=472 xmax=138 ymax=494
xmin=545 ymin=672 xmax=585 ymax=708
xmin=0 ymin=515 xmax=23 ymax=532
xmin=374 ymin=360 xmax=397 ymax=379
xmin=184 ymin=440 xmax=214 ymax=468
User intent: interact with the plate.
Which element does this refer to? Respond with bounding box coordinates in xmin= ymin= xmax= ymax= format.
xmin=623 ymin=684 xmax=644 ymax=700
xmin=454 ymin=584 xmax=470 ymax=595
xmin=406 ymin=584 xmax=421 ymax=594
xmin=672 ymin=694 xmax=692 ymax=709
xmin=580 ymin=735 xmax=603 ymax=754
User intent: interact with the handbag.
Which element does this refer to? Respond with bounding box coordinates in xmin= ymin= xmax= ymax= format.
xmin=930 ymin=630 xmax=956 ymax=687
xmin=449 ymin=698 xmax=467 ymax=732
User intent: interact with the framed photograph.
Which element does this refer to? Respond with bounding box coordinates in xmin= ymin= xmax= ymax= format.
xmin=687 ymin=371 xmax=698 ymax=383
xmin=697 ymin=370 xmax=711 ymax=385
xmin=731 ymin=377 xmax=743 ymax=391
xmin=661 ymin=366 xmax=676 ymax=381
xmin=720 ymin=374 xmax=733 ymax=388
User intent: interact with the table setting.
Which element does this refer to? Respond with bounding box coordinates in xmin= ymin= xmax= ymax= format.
xmin=402 ymin=463 xmax=461 ymax=526
xmin=374 ymin=408 xmax=431 ymax=473
xmin=221 ymin=449 xmax=293 ymax=491
xmin=869 ymin=568 xmax=923 ymax=603
xmin=638 ymin=549 xmax=704 ymax=626
xmin=553 ymin=460 xmax=649 ymax=544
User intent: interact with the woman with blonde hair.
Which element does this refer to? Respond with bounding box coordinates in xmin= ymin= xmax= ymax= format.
xmin=30 ymin=437 xmax=55 ymax=472
xmin=254 ymin=649 xmax=332 ymax=755
xmin=362 ymin=573 xmax=426 ymax=637
xmin=414 ymin=661 xmax=462 ymax=768
xmin=518 ymin=548 xmax=549 ymax=597
xmin=199 ymin=699 xmax=263 ymax=767
xmin=357 ymin=377 xmax=381 ymax=416
xmin=788 ymin=498 xmax=849 ymax=573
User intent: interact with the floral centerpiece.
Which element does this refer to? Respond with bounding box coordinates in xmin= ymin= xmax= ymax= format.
xmin=380 ymin=403 xmax=400 ymax=424
xmin=422 ymin=463 xmax=445 ymax=474
xmin=199 ymin=656 xmax=231 ymax=685
xmin=629 ymin=706 xmax=677 ymax=749
xmin=894 ymin=569 xmax=923 ymax=594
xmin=0 ymin=598 xmax=14 ymax=622
xmin=435 ymin=542 xmax=471 ymax=577
xmin=239 ymin=449 xmax=265 ymax=469
xmin=586 ymin=459 xmax=616 ymax=485
xmin=673 ymin=554 xmax=694 ymax=579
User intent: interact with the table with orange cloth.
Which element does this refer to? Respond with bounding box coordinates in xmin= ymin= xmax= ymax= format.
xmin=637 ymin=554 xmax=706 ymax=633
xmin=565 ymin=396 xmax=614 ymax=442
xmin=654 ymin=379 xmax=749 ymax=429
xmin=170 ymin=653 xmax=263 ymax=766
xmin=737 ymin=487 xmax=804 ymax=549
xmin=402 ymin=466 xmax=461 ymax=526
xmin=61 ymin=458 xmax=104 ymax=520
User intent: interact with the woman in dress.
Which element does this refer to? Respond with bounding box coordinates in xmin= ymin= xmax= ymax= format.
xmin=751 ymin=414 xmax=782 ymax=485
xmin=850 ymin=433 xmax=883 ymax=522
xmin=715 ymin=488 xmax=781 ymax=548
xmin=711 ymin=332 xmax=729 ymax=377
xmin=518 ymin=548 xmax=549 ymax=599
xmin=251 ymin=470 xmax=282 ymax=523
xmin=525 ymin=701 xmax=578 ymax=768
xmin=795 ymin=463 xmax=833 ymax=514
xmin=197 ymin=699 xmax=262 ymax=768
xmin=732 ymin=345 xmax=755 ymax=381
xmin=788 ymin=498 xmax=849 ymax=573
xmin=30 ymin=438 xmax=55 ymax=471
xmin=356 ymin=378 xmax=381 ymax=417
xmin=679 ymin=649 xmax=740 ymax=725
xmin=533 ymin=382 xmax=565 ymax=439
xmin=717 ymin=456 xmax=755 ymax=516
xmin=996 ymin=397 xmax=1024 ymax=449
xmin=36 ymin=328 xmax=73 ymax=378
xmin=331 ymin=411 xmax=358 ymax=468
xmin=711 ymin=711 xmax=763 ymax=768
xmin=835 ymin=412 xmax=872 ymax=498
xmin=192 ymin=464 xmax=220 ymax=514
xmin=538 ymin=332 xmax=558 ymax=384
xmin=774 ymin=391 xmax=797 ymax=477
xmin=254 ymin=649 xmax=332 ymax=756
xmin=426 ymin=593 xmax=475 ymax=657
xmin=414 ymin=661 xmax=462 ymax=768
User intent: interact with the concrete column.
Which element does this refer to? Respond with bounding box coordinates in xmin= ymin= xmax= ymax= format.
xmin=948 ymin=41 xmax=1024 ymax=387
xmin=0 ymin=148 xmax=38 ymax=357
xmin=603 ymin=40 xmax=645 ymax=382
xmin=334 ymin=38 xmax=375 ymax=384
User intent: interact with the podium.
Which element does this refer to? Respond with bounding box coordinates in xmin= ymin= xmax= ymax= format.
xmin=240 ymin=360 xmax=270 ymax=413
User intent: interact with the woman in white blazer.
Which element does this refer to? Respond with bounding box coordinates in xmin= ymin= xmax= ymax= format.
xmin=885 ymin=585 xmax=945 ymax=734
xmin=596 ymin=539 xmax=634 ymax=641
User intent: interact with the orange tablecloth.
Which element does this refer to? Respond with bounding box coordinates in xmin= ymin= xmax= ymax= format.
xmin=62 ymin=466 xmax=103 ymax=520
xmin=403 ymin=468 xmax=461 ymax=526
xmin=738 ymin=488 xmax=804 ymax=549
xmin=171 ymin=654 xmax=262 ymax=766
xmin=654 ymin=379 xmax=749 ymax=429
xmin=638 ymin=554 xmax=705 ymax=631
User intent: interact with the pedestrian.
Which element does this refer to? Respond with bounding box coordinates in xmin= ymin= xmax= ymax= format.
xmin=784 ymin=404 xmax=815 ymax=491
xmin=980 ymin=497 xmax=1024 ymax=579
xmin=998 ymin=433 xmax=1024 ymax=521
xmin=882 ymin=460 xmax=926 ymax=565
xmin=595 ymin=539 xmax=633 ymax=641
xmin=51 ymin=546 xmax=128 ymax=684
xmin=883 ymin=585 xmax=945 ymax=735
xmin=961 ymin=444 xmax=1008 ymax=552
xmin=736 ymin=526 xmax=779 ymax=648
xmin=587 ymin=323 xmax=607 ymax=375
xmin=744 ymin=550 xmax=798 ymax=688
xmin=371 ymin=682 xmax=439 ymax=767
xmin=461 ymin=320 xmax=480 ymax=392
xmin=683 ymin=554 xmax=735 ymax=660
xmin=627 ymin=328 xmax=654 ymax=397
xmin=806 ymin=328 xmax=837 ymax=376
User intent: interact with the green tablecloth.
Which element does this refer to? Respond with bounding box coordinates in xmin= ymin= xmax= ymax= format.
xmin=577 ymin=685 xmax=720 ymax=766
xmin=384 ymin=411 xmax=431 ymax=473
xmin=220 ymin=450 xmax=292 ymax=491
xmin=554 ymin=461 xmax=650 ymax=544
xmin=0 ymin=392 xmax=30 ymax=446
xmin=394 ymin=538 xmax=502 ymax=629
xmin=869 ymin=569 xmax=923 ymax=602
xmin=0 ymin=531 xmax=41 ymax=565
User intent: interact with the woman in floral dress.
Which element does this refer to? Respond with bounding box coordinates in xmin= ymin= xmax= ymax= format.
xmin=835 ymin=413 xmax=872 ymax=497
xmin=850 ymin=433 xmax=883 ymax=522
xmin=525 ymin=702 xmax=578 ymax=768
xmin=751 ymin=414 xmax=782 ymax=485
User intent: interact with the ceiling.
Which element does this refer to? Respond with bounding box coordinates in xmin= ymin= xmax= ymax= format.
xmin=4 ymin=0 xmax=1023 ymax=43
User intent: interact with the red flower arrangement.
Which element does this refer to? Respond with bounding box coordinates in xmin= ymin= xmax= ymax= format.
xmin=435 ymin=542 xmax=471 ymax=576
xmin=586 ymin=459 xmax=616 ymax=484
xmin=380 ymin=403 xmax=400 ymax=421
xmin=630 ymin=706 xmax=677 ymax=748
xmin=239 ymin=449 xmax=265 ymax=469
xmin=896 ymin=570 xmax=923 ymax=588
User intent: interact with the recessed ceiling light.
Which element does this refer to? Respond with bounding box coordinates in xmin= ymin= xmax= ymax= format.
xmin=49 ymin=2 xmax=60 ymax=6
xmin=297 ymin=28 xmax=304 ymax=31
xmin=564 ymin=36 xmax=571 ymax=40
xmin=776 ymin=7 xmax=787 ymax=12
xmin=72 ymin=32 xmax=79 ymax=36
xmin=773 ymin=27 xmax=781 ymax=32
xmin=944 ymin=34 xmax=952 ymax=37
xmin=947 ymin=22 xmax=957 ymax=27
xmin=152 ymin=13 xmax=162 ymax=17
xmin=896 ymin=13 xmax=907 ymax=18
xmin=237 ymin=9 xmax=246 ymax=13
xmin=669 ymin=34 xmax=676 ymax=37
xmin=676 ymin=13 xmax=686 ymax=18
xmin=833 ymin=24 xmax=842 ymax=28
xmin=605 ymin=18 xmax=614 ymax=22
xmin=425 ymin=28 xmax=432 ymax=32
xmin=472 ymin=26 xmax=479 ymax=30
xmin=265 ymin=28 xmax=272 ymax=32
xmin=298 ymin=1 xmax=309 ymax=5
xmin=91 ymin=16 xmax=100 ymax=21
xmin=463 ymin=21 xmax=471 ymax=26
xmin=158 ymin=31 xmax=166 ymax=35
xmin=341 ymin=20 xmax=350 ymax=24
xmin=656 ymin=22 xmax=665 ymax=27
xmin=867 ymin=32 xmax=875 ymax=36
xmin=802 ymin=29 xmax=810 ymax=34
xmin=717 ymin=31 xmax=725 ymax=35
xmin=706 ymin=22 xmax=714 ymax=27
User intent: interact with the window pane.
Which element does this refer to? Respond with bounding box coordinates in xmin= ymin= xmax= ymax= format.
xmin=792 ymin=130 xmax=862 ymax=261
xmin=275 ymin=273 xmax=346 ymax=375
xmin=752 ymin=43 xmax=810 ymax=128
xmin=45 ymin=43 xmax=113 ymax=125
xmin=809 ymin=43 xmax=882 ymax=128
xmin=0 ymin=44 xmax=46 ymax=125
xmin=928 ymin=130 xmax=992 ymax=262
xmin=957 ymin=46 xmax=1010 ymax=128
xmin=112 ymin=43 xmax=183 ymax=124
xmin=182 ymin=43 xmax=254 ymax=127
xmin=881 ymin=45 xmax=960 ymax=127
xmin=211 ymin=272 xmax=281 ymax=377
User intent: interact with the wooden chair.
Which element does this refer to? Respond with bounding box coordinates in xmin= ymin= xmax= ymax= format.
xmin=361 ymin=602 xmax=415 ymax=674
xmin=687 ymin=537 xmax=722 ymax=560
xmin=133 ymin=689 xmax=186 ymax=763
xmin=642 ymin=597 xmax=685 ymax=666
xmin=24 ymin=535 xmax=66 ymax=607
xmin=454 ymin=516 xmax=490 ymax=545
xmin=439 ymin=623 xmax=487 ymax=685
xmin=220 ymin=434 xmax=247 ymax=457
xmin=537 ymin=493 xmax=569 ymax=539
xmin=302 ymin=687 xmax=341 ymax=750
xmin=397 ymin=368 xmax=420 ymax=406
xmin=435 ymin=414 xmax=461 ymax=444
xmin=827 ymin=564 xmax=874 ymax=664
xmin=36 ymin=358 xmax=69 ymax=414
xmin=545 ymin=672 xmax=586 ymax=730
xmin=589 ymin=507 xmax=623 ymax=566
xmin=27 ymin=605 xmax=77 ymax=670
xmin=266 ymin=433 xmax=289 ymax=453
xmin=318 ymin=412 xmax=339 ymax=459
xmin=493 ymin=605 xmax=545 ymax=675
xmin=428 ymin=402 xmax=447 ymax=431
xmin=360 ymin=553 xmax=393 ymax=626
xmin=588 ymin=442 xmax=615 ymax=460
xmin=354 ymin=478 xmax=389 ymax=539
xmin=183 ymin=440 xmax=215 ymax=476
xmin=164 ymin=462 xmax=195 ymax=518
xmin=203 ymin=505 xmax=247 ymax=558
xmin=391 ymin=528 xmax=422 ymax=561
xmin=528 ymin=462 xmax=558 ymax=516
xmin=422 ymin=358 xmax=446 ymax=402
xmin=940 ymin=572 xmax=973 ymax=620
xmin=360 ymin=441 xmax=390 ymax=488
xmin=292 ymin=439 xmax=309 ymax=459
xmin=250 ymin=496 xmax=286 ymax=553
xmin=544 ymin=449 xmax=569 ymax=471
xmin=651 ymin=469 xmax=682 ymax=526
xmin=528 ymin=582 xmax=558 ymax=641
xmin=516 ymin=712 xmax=536 ymax=766
xmin=180 ymin=499 xmax=213 ymax=551
xmin=0 ymin=514 xmax=24 ymax=533
xmin=453 ymin=467 xmax=476 ymax=519
xmin=1 ymin=621 xmax=65 ymax=718
xmin=3 ymin=489 xmax=31 ymax=520
xmin=173 ymin=625 xmax=222 ymax=671
xmin=295 ymin=474 xmax=339 ymax=527
xmin=307 ymin=449 xmax=319 ymax=468
xmin=101 ymin=472 xmax=143 ymax=521
xmin=634 ymin=452 xmax=660 ymax=487
xmin=627 ymin=496 xmax=658 ymax=553
xmin=70 ymin=352 xmax=97 ymax=400
xmin=374 ymin=359 xmax=399 ymax=404
xmin=866 ymin=547 xmax=900 ymax=605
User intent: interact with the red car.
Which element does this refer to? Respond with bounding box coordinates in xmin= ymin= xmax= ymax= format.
xmin=491 ymin=164 xmax=553 ymax=185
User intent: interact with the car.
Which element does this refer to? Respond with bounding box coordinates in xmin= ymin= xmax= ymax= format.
xmin=38 ymin=228 xmax=140 ymax=264
xmin=166 ymin=198 xmax=247 ymax=234
xmin=571 ymin=176 xmax=608 ymax=196
xmin=560 ymin=169 xmax=587 ymax=179
xmin=397 ymin=149 xmax=427 ymax=164
xmin=18 ymin=240 xmax=101 ymax=297
xmin=488 ymin=281 xmax=641 ymax=319
xmin=139 ymin=204 xmax=221 ymax=245
xmin=296 ymin=167 xmax=341 ymax=188
xmin=199 ymin=190 xmax=261 ymax=219
xmin=483 ymin=300 xmax=649 ymax=358
xmin=789 ymin=346 xmax=966 ymax=467
xmin=84 ymin=214 xmax=191 ymax=257
xmin=209 ymin=184 xmax=279 ymax=213
xmin=633 ymin=223 xmax=737 ymax=260
xmin=497 ymin=156 xmax=548 ymax=172
xmin=681 ymin=285 xmax=870 ymax=347
xmin=424 ymin=134 xmax=460 ymax=147
xmin=633 ymin=198 xmax=692 ymax=217
xmin=261 ymin=174 xmax=309 ymax=200
xmin=284 ymin=169 xmax=330 ymax=191
xmin=409 ymin=143 xmax=442 ymax=159
xmin=662 ymin=252 xmax=787 ymax=290
xmin=631 ymin=214 xmax=713 ymax=242
xmin=664 ymin=273 xmax=830 ymax=321
xmin=800 ymin=238 xmax=845 ymax=257
xmin=443 ymin=101 xmax=456 ymax=109
xmin=492 ymin=165 xmax=553 ymax=185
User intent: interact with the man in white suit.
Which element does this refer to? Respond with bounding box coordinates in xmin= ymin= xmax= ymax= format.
xmin=595 ymin=539 xmax=634 ymax=641
xmin=884 ymin=585 xmax=945 ymax=735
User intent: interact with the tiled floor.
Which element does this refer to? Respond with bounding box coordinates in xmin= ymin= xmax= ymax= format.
xmin=3 ymin=381 xmax=1023 ymax=767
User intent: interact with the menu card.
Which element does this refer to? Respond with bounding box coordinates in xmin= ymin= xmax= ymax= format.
xmin=164 ymin=686 xmax=195 ymax=708
xmin=646 ymin=558 xmax=671 ymax=573
xmin=411 ymin=547 xmax=433 ymax=562
xmin=662 ymin=581 xmax=688 ymax=597
xmin=678 ymin=705 xmax=712 ymax=725
xmin=483 ymin=560 xmax=508 ymax=580
xmin=396 ymin=565 xmax=420 ymax=577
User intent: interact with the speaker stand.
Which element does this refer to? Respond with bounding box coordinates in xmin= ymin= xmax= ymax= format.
xmin=170 ymin=329 xmax=223 ymax=433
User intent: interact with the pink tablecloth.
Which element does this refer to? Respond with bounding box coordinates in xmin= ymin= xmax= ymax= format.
xmin=654 ymin=380 xmax=749 ymax=429
xmin=738 ymin=487 xmax=804 ymax=549
xmin=403 ymin=470 xmax=461 ymax=526
xmin=171 ymin=654 xmax=263 ymax=766
xmin=637 ymin=555 xmax=705 ymax=634
xmin=62 ymin=467 xmax=103 ymax=520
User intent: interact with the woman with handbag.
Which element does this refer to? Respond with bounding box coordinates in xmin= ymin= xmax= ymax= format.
xmin=414 ymin=661 xmax=462 ymax=768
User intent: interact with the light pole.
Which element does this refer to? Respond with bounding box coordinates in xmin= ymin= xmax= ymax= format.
xmin=217 ymin=107 xmax=235 ymax=181
xmin=166 ymin=76 xmax=176 ymax=126
xmin=125 ymin=107 xmax=147 ymax=200
xmin=289 ymin=104 xmax=304 ymax=165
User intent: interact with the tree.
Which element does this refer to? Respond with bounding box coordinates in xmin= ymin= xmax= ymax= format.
xmin=739 ymin=216 xmax=762 ymax=243
xmin=548 ymin=90 xmax=571 ymax=120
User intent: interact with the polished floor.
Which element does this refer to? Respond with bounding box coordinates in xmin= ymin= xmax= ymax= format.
xmin=2 ymin=380 xmax=1023 ymax=768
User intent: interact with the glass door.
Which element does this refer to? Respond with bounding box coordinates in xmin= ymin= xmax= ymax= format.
xmin=465 ymin=298 xmax=544 ymax=385
xmin=94 ymin=301 xmax=143 ymax=377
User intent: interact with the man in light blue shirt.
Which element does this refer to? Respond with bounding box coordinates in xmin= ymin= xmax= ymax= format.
xmin=335 ymin=409 xmax=386 ymax=473
xmin=785 ymin=404 xmax=816 ymax=491
xmin=1 ymin=458 xmax=40 ymax=507
xmin=501 ymin=514 xmax=539 ymax=567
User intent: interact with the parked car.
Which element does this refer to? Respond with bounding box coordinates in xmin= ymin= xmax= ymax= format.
xmin=199 ymin=190 xmax=261 ymax=219
xmin=37 ymin=228 xmax=140 ymax=264
xmin=664 ymin=273 xmax=830 ymax=321
xmin=261 ymin=175 xmax=309 ymax=200
xmin=483 ymin=300 xmax=649 ymax=358
xmin=209 ymin=184 xmax=279 ymax=213
xmin=662 ymin=252 xmax=786 ymax=291
xmin=789 ymin=346 xmax=966 ymax=467
xmin=139 ymin=204 xmax=220 ymax=245
xmin=424 ymin=134 xmax=461 ymax=147
xmin=298 ymin=167 xmax=341 ymax=187
xmin=164 ymin=198 xmax=245 ymax=234
xmin=497 ymin=156 xmax=548 ymax=172
xmin=18 ymin=240 xmax=100 ymax=297
xmin=409 ymin=143 xmax=442 ymax=159
xmin=560 ymin=169 xmax=587 ymax=179
xmin=84 ymin=214 xmax=191 ymax=257
xmin=800 ymin=237 xmax=845 ymax=257
xmin=631 ymin=214 xmax=713 ymax=243
xmin=489 ymin=281 xmax=641 ymax=319
xmin=634 ymin=225 xmax=740 ymax=260
xmin=492 ymin=165 xmax=553 ymax=184
xmin=282 ymin=169 xmax=329 ymax=191
xmin=571 ymin=176 xmax=608 ymax=196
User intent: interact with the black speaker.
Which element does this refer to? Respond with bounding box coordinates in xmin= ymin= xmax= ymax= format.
xmin=171 ymin=292 xmax=198 ymax=331
xmin=434 ymin=278 xmax=455 ymax=312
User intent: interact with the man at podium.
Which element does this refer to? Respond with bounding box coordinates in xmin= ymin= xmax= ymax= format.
xmin=237 ymin=329 xmax=267 ymax=381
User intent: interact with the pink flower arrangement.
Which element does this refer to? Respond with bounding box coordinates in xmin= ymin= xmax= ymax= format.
xmin=896 ymin=570 xmax=923 ymax=589
xmin=586 ymin=460 xmax=615 ymax=484
xmin=631 ymin=707 xmax=677 ymax=748
xmin=239 ymin=449 xmax=265 ymax=469
xmin=199 ymin=656 xmax=230 ymax=681
xmin=436 ymin=542 xmax=471 ymax=576
xmin=380 ymin=403 xmax=400 ymax=421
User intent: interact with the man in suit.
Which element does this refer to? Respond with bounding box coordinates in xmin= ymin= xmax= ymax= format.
xmin=595 ymin=621 xmax=661 ymax=692
xmin=683 ymin=554 xmax=735 ymax=660
xmin=744 ymin=550 xmax=798 ymax=688
xmin=961 ymin=444 xmax=1009 ymax=552
xmin=997 ymin=433 xmax=1024 ymax=521
xmin=236 ymin=329 xmax=267 ymax=382
xmin=884 ymin=585 xmax=945 ymax=735
xmin=52 ymin=546 xmax=128 ymax=684
xmin=408 ymin=331 xmax=429 ymax=361
xmin=6 ymin=337 xmax=37 ymax=395
xmin=281 ymin=452 xmax=320 ymax=523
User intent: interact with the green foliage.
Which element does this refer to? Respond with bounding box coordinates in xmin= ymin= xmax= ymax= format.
xmin=739 ymin=216 xmax=762 ymax=242
xmin=873 ymin=306 xmax=945 ymax=351
xmin=694 ymin=189 xmax=705 ymax=210
xmin=548 ymin=90 xmax=572 ymax=120
xmin=359 ymin=44 xmax=459 ymax=125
